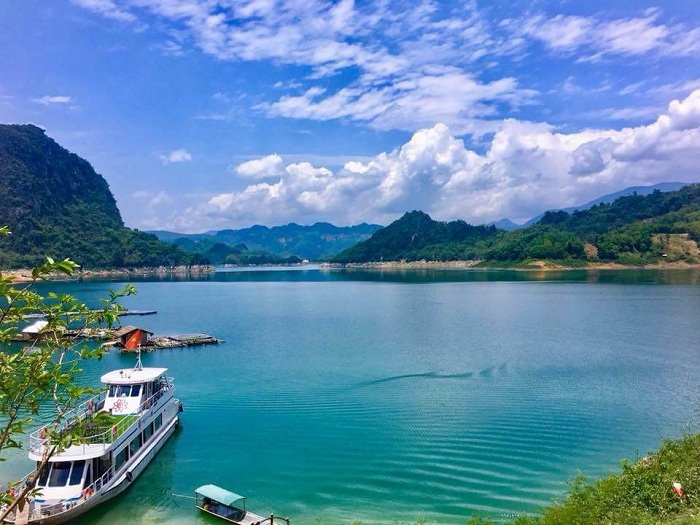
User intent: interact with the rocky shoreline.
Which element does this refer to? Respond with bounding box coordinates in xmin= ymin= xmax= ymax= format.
xmin=321 ymin=259 xmax=700 ymax=271
xmin=3 ymin=265 xmax=215 ymax=282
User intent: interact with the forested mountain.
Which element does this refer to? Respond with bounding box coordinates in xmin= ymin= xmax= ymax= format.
xmin=333 ymin=185 xmax=700 ymax=266
xmin=0 ymin=124 xmax=204 ymax=269
xmin=151 ymin=222 xmax=381 ymax=262
xmin=333 ymin=211 xmax=501 ymax=263
xmin=521 ymin=181 xmax=689 ymax=227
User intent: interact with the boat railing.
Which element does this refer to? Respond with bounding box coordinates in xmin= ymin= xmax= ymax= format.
xmin=136 ymin=378 xmax=175 ymax=414
xmin=28 ymin=391 xmax=108 ymax=454
xmin=28 ymin=379 xmax=175 ymax=454
xmin=81 ymin=466 xmax=114 ymax=500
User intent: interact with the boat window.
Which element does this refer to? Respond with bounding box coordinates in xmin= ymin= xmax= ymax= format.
xmin=69 ymin=460 xmax=85 ymax=486
xmin=114 ymin=447 xmax=128 ymax=472
xmin=154 ymin=414 xmax=162 ymax=431
xmin=130 ymin=385 xmax=141 ymax=397
xmin=129 ymin=435 xmax=141 ymax=456
xmin=143 ymin=421 xmax=154 ymax=442
xmin=84 ymin=464 xmax=92 ymax=488
xmin=109 ymin=385 xmax=132 ymax=397
xmin=37 ymin=466 xmax=50 ymax=487
xmin=48 ymin=462 xmax=71 ymax=487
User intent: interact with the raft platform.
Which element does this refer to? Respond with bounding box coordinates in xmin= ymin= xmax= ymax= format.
xmin=120 ymin=333 xmax=222 ymax=352
xmin=25 ymin=309 xmax=157 ymax=320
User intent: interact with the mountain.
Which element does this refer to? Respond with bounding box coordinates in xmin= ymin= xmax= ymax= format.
xmin=0 ymin=124 xmax=204 ymax=269
xmin=150 ymin=222 xmax=381 ymax=261
xmin=333 ymin=185 xmax=700 ymax=266
xmin=521 ymin=182 xmax=690 ymax=227
xmin=488 ymin=218 xmax=520 ymax=231
xmin=333 ymin=211 xmax=500 ymax=263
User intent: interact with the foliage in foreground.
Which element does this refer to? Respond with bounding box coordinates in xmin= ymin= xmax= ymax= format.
xmin=467 ymin=433 xmax=700 ymax=525
xmin=0 ymin=227 xmax=134 ymax=520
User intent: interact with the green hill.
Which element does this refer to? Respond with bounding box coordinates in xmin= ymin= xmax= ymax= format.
xmin=0 ymin=124 xmax=205 ymax=269
xmin=333 ymin=211 xmax=501 ymax=263
xmin=333 ymin=185 xmax=700 ymax=266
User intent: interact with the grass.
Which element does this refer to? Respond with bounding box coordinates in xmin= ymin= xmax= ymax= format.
xmin=467 ymin=432 xmax=700 ymax=525
xmin=73 ymin=411 xmax=139 ymax=441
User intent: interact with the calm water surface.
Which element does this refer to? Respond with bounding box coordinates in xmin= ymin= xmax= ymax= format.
xmin=4 ymin=267 xmax=700 ymax=524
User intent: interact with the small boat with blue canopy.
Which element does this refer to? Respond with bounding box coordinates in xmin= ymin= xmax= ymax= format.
xmin=195 ymin=485 xmax=289 ymax=525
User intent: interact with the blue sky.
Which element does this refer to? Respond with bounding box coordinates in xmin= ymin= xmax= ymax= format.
xmin=2 ymin=0 xmax=700 ymax=232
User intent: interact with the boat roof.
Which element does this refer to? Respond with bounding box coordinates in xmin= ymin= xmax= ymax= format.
xmin=101 ymin=367 xmax=167 ymax=385
xmin=195 ymin=485 xmax=245 ymax=506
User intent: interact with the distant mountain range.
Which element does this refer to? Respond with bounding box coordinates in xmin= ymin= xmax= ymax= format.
xmin=149 ymin=222 xmax=381 ymax=263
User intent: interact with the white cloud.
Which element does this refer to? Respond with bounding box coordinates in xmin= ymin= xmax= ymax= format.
xmin=148 ymin=190 xmax=175 ymax=208
xmin=70 ymin=0 xmax=136 ymax=22
xmin=264 ymin=67 xmax=536 ymax=134
xmin=235 ymin=154 xmax=285 ymax=179
xmin=32 ymin=95 xmax=72 ymax=105
xmin=518 ymin=10 xmax=700 ymax=60
xmin=159 ymin=148 xmax=192 ymax=164
xmin=70 ymin=1 xmax=538 ymax=133
xmin=158 ymin=90 xmax=700 ymax=231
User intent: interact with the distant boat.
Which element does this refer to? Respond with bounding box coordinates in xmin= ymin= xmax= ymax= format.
xmin=2 ymin=357 xmax=182 ymax=524
xmin=195 ymin=485 xmax=289 ymax=525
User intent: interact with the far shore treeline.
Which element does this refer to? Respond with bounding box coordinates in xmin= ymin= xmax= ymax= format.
xmin=332 ymin=184 xmax=700 ymax=267
xmin=1 ymin=122 xmax=699 ymax=270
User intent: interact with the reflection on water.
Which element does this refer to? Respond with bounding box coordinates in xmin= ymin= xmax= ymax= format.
xmin=80 ymin=265 xmax=700 ymax=285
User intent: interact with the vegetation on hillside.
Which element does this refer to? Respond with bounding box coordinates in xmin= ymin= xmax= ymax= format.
xmin=0 ymin=124 xmax=206 ymax=269
xmin=333 ymin=185 xmax=700 ymax=266
xmin=333 ymin=211 xmax=501 ymax=263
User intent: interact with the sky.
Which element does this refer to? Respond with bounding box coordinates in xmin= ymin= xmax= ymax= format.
xmin=1 ymin=0 xmax=700 ymax=232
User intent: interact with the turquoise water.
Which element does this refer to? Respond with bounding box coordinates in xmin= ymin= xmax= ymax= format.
xmin=4 ymin=267 xmax=700 ymax=524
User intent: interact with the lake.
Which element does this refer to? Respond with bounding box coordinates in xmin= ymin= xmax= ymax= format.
xmin=4 ymin=267 xmax=700 ymax=524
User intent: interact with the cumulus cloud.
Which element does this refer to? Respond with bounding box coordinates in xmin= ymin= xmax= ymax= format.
xmin=32 ymin=95 xmax=72 ymax=105
xmin=235 ymin=154 xmax=285 ymax=179
xmin=157 ymin=90 xmax=700 ymax=232
xmin=159 ymin=148 xmax=192 ymax=164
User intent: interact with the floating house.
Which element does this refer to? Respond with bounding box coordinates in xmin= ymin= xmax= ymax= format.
xmin=113 ymin=326 xmax=153 ymax=350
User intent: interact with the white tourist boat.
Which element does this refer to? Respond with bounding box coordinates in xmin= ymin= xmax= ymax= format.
xmin=3 ymin=358 xmax=182 ymax=524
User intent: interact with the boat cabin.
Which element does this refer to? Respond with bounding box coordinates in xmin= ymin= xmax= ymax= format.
xmin=102 ymin=367 xmax=170 ymax=415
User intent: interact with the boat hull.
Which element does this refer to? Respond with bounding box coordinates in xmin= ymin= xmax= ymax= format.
xmin=10 ymin=416 xmax=179 ymax=525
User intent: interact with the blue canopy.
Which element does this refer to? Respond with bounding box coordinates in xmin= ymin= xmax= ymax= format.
xmin=195 ymin=485 xmax=245 ymax=507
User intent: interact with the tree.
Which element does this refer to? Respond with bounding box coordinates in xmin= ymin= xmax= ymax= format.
xmin=0 ymin=227 xmax=135 ymax=521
